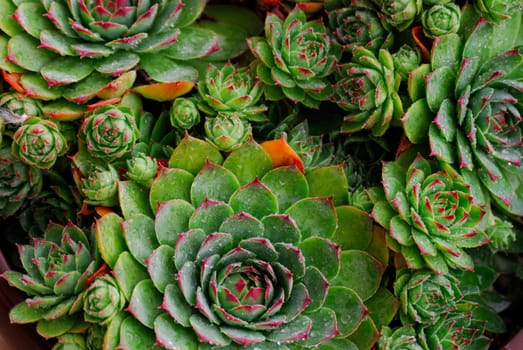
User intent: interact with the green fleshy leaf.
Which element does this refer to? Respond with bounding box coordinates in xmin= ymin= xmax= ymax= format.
xmin=0 ymin=34 xmax=24 ymax=72
xmin=389 ymin=216 xmax=414 ymax=246
xmin=285 ymin=197 xmax=337 ymax=240
xmin=189 ymin=199 xmax=234 ymax=234
xmin=332 ymin=206 xmax=373 ymax=250
xmin=149 ymin=168 xmax=194 ymax=213
xmin=431 ymin=34 xmax=462 ymax=70
xmin=331 ymin=250 xmax=385 ymax=301
xmin=240 ymin=237 xmax=278 ymax=262
xmin=141 ymin=54 xmax=199 ymax=83
xmin=462 ymin=17 xmax=492 ymax=61
xmin=220 ymin=327 xmax=266 ymax=346
xmin=323 ymin=286 xmax=367 ymax=337
xmin=223 ymin=139 xmax=273 ymax=185
xmin=189 ymin=314 xmax=232 ymax=346
xmin=346 ymin=316 xmax=380 ymax=350
xmin=119 ymin=180 xmax=154 ymax=220
xmin=229 ymin=179 xmax=278 ymax=219
xmin=315 ymin=338 xmax=358 ymax=350
xmin=62 ymin=71 xmax=111 ymax=103
xmin=174 ymin=229 xmax=207 ymax=271
xmin=7 ymin=33 xmax=56 ymax=72
xmin=41 ymin=56 xmax=97 ymax=86
xmin=96 ymin=51 xmax=140 ymax=75
xmin=401 ymin=244 xmax=427 ymax=270
xmin=219 ymin=213 xmax=264 ymax=245
xmin=248 ymin=37 xmax=275 ymax=68
xmin=365 ymin=287 xmax=400 ymax=329
xmin=162 ymin=25 xmax=218 ymax=61
xmin=36 ymin=314 xmax=78 ymax=338
xmin=302 ymin=307 xmax=338 ymax=347
xmin=302 ymin=266 xmax=329 ymax=312
xmin=261 ymin=214 xmax=301 ymax=245
xmin=274 ymin=242 xmax=306 ymax=279
xmin=163 ymin=283 xmax=193 ymax=327
xmin=169 ymin=134 xmax=223 ymax=175
xmin=0 ymin=1 xmax=23 ymax=37
xmin=196 ymin=232 xmax=234 ymax=261
xmin=122 ymin=214 xmax=158 ymax=266
xmin=306 ymin=164 xmax=349 ymax=206
xmin=155 ymin=199 xmax=195 ymax=246
xmin=104 ymin=311 xmax=127 ymax=350
xmin=177 ymin=261 xmax=199 ymax=306
xmin=118 ymin=316 xmax=158 ymax=350
xmin=402 ymin=98 xmax=433 ymax=144
xmin=191 ymin=161 xmax=240 ymax=208
xmin=20 ymin=73 xmax=64 ymax=100
xmin=371 ymin=200 xmax=396 ymax=230
xmin=261 ymin=166 xmax=309 ymax=212
xmin=429 ymin=123 xmax=455 ymax=163
xmin=267 ymin=315 xmax=312 ymax=343
xmin=113 ymin=252 xmax=150 ymax=300
xmin=128 ymin=279 xmax=164 ymax=329
xmin=298 ymin=237 xmax=340 ymax=280
xmin=408 ymin=64 xmax=431 ymax=101
xmin=9 ymin=301 xmax=47 ymax=324
xmin=154 ymin=313 xmax=199 ymax=350
xmin=425 ymin=66 xmax=456 ymax=113
xmin=148 ymin=245 xmax=176 ymax=293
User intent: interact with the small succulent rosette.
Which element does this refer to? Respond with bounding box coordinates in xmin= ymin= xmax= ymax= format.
xmin=94 ymin=134 xmax=395 ymax=349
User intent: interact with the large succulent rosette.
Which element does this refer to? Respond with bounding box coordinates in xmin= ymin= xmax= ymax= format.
xmin=95 ymin=134 xmax=391 ymax=349
xmin=1 ymin=222 xmax=100 ymax=338
xmin=0 ymin=1 xmax=259 ymax=102
xmin=333 ymin=46 xmax=403 ymax=136
xmin=402 ymin=10 xmax=523 ymax=216
xmin=0 ymin=139 xmax=42 ymax=217
xmin=370 ymin=154 xmax=491 ymax=274
xmin=248 ymin=8 xmax=340 ymax=109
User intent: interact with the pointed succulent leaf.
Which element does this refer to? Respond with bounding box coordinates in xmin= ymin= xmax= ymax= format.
xmin=174 ymin=229 xmax=207 ymax=271
xmin=169 ymin=133 xmax=223 ymax=175
xmin=36 ymin=314 xmax=78 ymax=338
xmin=119 ymin=180 xmax=154 ymax=220
xmin=285 ymin=197 xmax=337 ymax=240
xmin=298 ymin=237 xmax=340 ymax=280
xmin=402 ymin=98 xmax=432 ymax=144
xmin=189 ymin=314 xmax=232 ymax=346
xmin=8 ymin=33 xmax=56 ymax=71
xmin=9 ymin=301 xmax=48 ymax=324
xmin=149 ymin=168 xmax=194 ymax=212
xmin=189 ymin=199 xmax=234 ymax=233
xmin=229 ymin=179 xmax=278 ymax=219
xmin=266 ymin=314 xmax=312 ymax=343
xmin=118 ymin=316 xmax=158 ymax=350
xmin=113 ymin=252 xmax=149 ymax=301
xmin=154 ymin=312 xmax=199 ymax=350
xmin=122 ymin=214 xmax=158 ymax=266
xmin=128 ymin=279 xmax=163 ymax=329
xmin=262 ymin=214 xmax=301 ymax=245
xmin=324 ymin=286 xmax=367 ymax=337
xmin=148 ymin=245 xmax=176 ymax=293
xmin=191 ymin=161 xmax=240 ymax=208
xmin=261 ymin=166 xmax=309 ymax=212
xmin=306 ymin=165 xmax=349 ymax=207
xmin=162 ymin=25 xmax=219 ymax=61
xmin=223 ymin=139 xmax=274 ymax=185
xmin=155 ymin=199 xmax=195 ymax=246
xmin=219 ymin=213 xmax=264 ymax=245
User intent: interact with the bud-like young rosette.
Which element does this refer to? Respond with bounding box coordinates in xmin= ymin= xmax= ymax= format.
xmin=379 ymin=0 xmax=423 ymax=31
xmin=86 ymin=324 xmax=106 ymax=350
xmin=475 ymin=0 xmax=522 ymax=22
xmin=198 ymin=62 xmax=268 ymax=122
xmin=170 ymin=97 xmax=201 ymax=131
xmin=0 ymin=92 xmax=42 ymax=119
xmin=327 ymin=6 xmax=393 ymax=53
xmin=83 ymin=275 xmax=126 ymax=326
xmin=392 ymin=44 xmax=421 ymax=81
xmin=421 ymin=3 xmax=461 ymax=38
xmin=394 ymin=269 xmax=461 ymax=325
xmin=80 ymin=106 xmax=139 ymax=162
xmin=80 ymin=163 xmax=119 ymax=207
xmin=204 ymin=114 xmax=253 ymax=152
xmin=12 ymin=117 xmax=68 ymax=169
xmin=52 ymin=333 xmax=88 ymax=350
xmin=248 ymin=7 xmax=340 ymax=108
xmin=333 ymin=46 xmax=403 ymax=136
xmin=1 ymin=222 xmax=99 ymax=338
xmin=371 ymin=154 xmax=491 ymax=274
xmin=126 ymin=153 xmax=158 ymax=188
xmin=377 ymin=325 xmax=424 ymax=350
xmin=0 ymin=140 xmax=42 ymax=218
xmin=96 ymin=134 xmax=387 ymax=349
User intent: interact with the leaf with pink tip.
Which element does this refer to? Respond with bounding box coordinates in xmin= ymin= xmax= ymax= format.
xmin=189 ymin=199 xmax=234 ymax=234
xmin=156 ymin=199 xmax=195 ymax=246
xmin=302 ymin=266 xmax=329 ymax=312
xmin=302 ymin=307 xmax=338 ymax=347
xmin=261 ymin=166 xmax=309 ymax=212
xmin=149 ymin=168 xmax=194 ymax=212
xmin=219 ymin=212 xmax=264 ymax=245
xmin=189 ymin=314 xmax=232 ymax=346
xmin=36 ymin=314 xmax=78 ymax=338
xmin=162 ymin=26 xmax=219 ymax=60
xmin=240 ymin=237 xmax=278 ymax=262
xmin=223 ymin=139 xmax=273 ymax=186
xmin=177 ymin=261 xmax=199 ymax=306
xmin=280 ymin=282 xmax=311 ymax=321
xmin=42 ymin=99 xmax=86 ymax=121
xmin=267 ymin=314 xmax=312 ymax=343
xmin=148 ymin=245 xmax=175 ymax=293
xmin=230 ymin=179 xmax=278 ymax=219
xmin=119 ymin=180 xmax=154 ymax=220
xmin=0 ymin=35 xmax=24 ymax=72
xmin=274 ymin=243 xmax=305 ymax=279
xmin=41 ymin=56 xmax=96 ymax=86
xmin=190 ymin=161 xmax=240 ymax=208
xmin=220 ymin=326 xmax=266 ymax=346
xmin=261 ymin=214 xmax=301 ymax=245
xmin=2 ymin=271 xmax=51 ymax=295
xmin=174 ymin=228 xmax=207 ymax=270
xmin=96 ymin=70 xmax=136 ymax=99
xmin=0 ymin=1 xmax=23 ymax=37
xmin=306 ymin=165 xmax=349 ymax=207
xmin=62 ymin=72 xmax=112 ymax=104
xmin=8 ymin=33 xmax=56 ymax=72
xmin=154 ymin=313 xmax=199 ymax=350
xmin=162 ymin=283 xmax=193 ymax=327
xmin=140 ymin=53 xmax=198 ymax=83
xmin=128 ymin=279 xmax=163 ymax=328
xmin=298 ymin=237 xmax=340 ymax=280
xmin=8 ymin=301 xmax=47 ymax=324
xmin=113 ymin=252 xmax=149 ymax=300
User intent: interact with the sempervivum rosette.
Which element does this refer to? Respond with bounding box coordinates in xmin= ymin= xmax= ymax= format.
xmin=378 ymin=0 xmax=423 ymax=32
xmin=204 ymin=114 xmax=252 ymax=152
xmin=198 ymin=62 xmax=267 ymax=122
xmin=95 ymin=134 xmax=390 ymax=349
xmin=377 ymin=325 xmax=424 ymax=350
xmin=1 ymin=222 xmax=100 ymax=338
xmin=370 ymin=154 xmax=491 ymax=274
xmin=248 ymin=7 xmax=340 ymax=108
xmin=474 ymin=0 xmax=523 ymax=22
xmin=402 ymin=10 xmax=523 ymax=216
xmin=333 ymin=46 xmax=403 ymax=136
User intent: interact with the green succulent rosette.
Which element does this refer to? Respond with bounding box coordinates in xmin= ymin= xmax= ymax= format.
xmin=83 ymin=274 xmax=126 ymax=326
xmin=11 ymin=117 xmax=68 ymax=169
xmin=474 ymin=0 xmax=523 ymax=22
xmin=80 ymin=106 xmax=139 ymax=162
xmin=377 ymin=325 xmax=423 ymax=350
xmin=198 ymin=62 xmax=267 ymax=122
xmin=204 ymin=114 xmax=252 ymax=152
xmin=391 ymin=44 xmax=421 ymax=81
xmin=79 ymin=163 xmax=119 ymax=208
xmin=0 ymin=91 xmax=42 ymax=118
xmin=1 ymin=222 xmax=100 ymax=338
xmin=0 ymin=140 xmax=42 ymax=217
xmin=126 ymin=153 xmax=158 ymax=188
xmin=169 ymin=97 xmax=201 ymax=131
xmin=394 ymin=269 xmax=461 ymax=325
xmin=421 ymin=3 xmax=461 ymax=38
xmin=402 ymin=10 xmax=523 ymax=216
xmin=95 ymin=134 xmax=392 ymax=349
xmin=370 ymin=154 xmax=491 ymax=274
xmin=52 ymin=333 xmax=88 ymax=350
xmin=248 ymin=7 xmax=340 ymax=108
xmin=333 ymin=46 xmax=403 ymax=136
xmin=378 ymin=0 xmax=423 ymax=32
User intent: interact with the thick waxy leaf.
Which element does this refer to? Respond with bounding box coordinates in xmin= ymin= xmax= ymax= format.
xmin=189 ymin=199 xmax=234 ymax=233
xmin=9 ymin=301 xmax=47 ymax=324
xmin=119 ymin=316 xmax=158 ymax=350
xmin=431 ymin=34 xmax=462 ymax=70
xmin=96 ymin=70 xmax=137 ymax=99
xmin=41 ymin=57 xmax=97 ymax=86
xmin=41 ymin=99 xmax=85 ymax=121
xmin=122 ymin=214 xmax=157 ymax=266
xmin=190 ymin=314 xmax=232 ymax=346
xmin=128 ymin=280 xmax=163 ymax=328
xmin=267 ymin=315 xmax=312 ymax=343
xmin=302 ymin=307 xmax=339 ymax=346
xmin=346 ymin=316 xmax=379 ymax=350
xmin=262 ymin=214 xmax=301 ymax=245
xmin=302 ymin=266 xmax=329 ymax=312
xmin=36 ymin=314 xmax=77 ymax=338
xmin=219 ymin=213 xmax=264 ymax=245
xmin=119 ymin=180 xmax=154 ymax=219
xmin=299 ymin=237 xmax=340 ymax=280
xmin=156 ymin=199 xmax=195 ymax=246
xmin=155 ymin=313 xmax=199 ymax=350
xmin=169 ymin=134 xmax=223 ymax=175
xmin=133 ymin=81 xmax=195 ymax=102
xmin=285 ymin=197 xmax=337 ymax=240
xmin=141 ymin=54 xmax=199 ymax=83
xmin=331 ymin=250 xmax=385 ymax=301
xmin=306 ymin=165 xmax=348 ymax=206
xmin=332 ymin=206 xmax=373 ymax=250
xmin=174 ymin=229 xmax=207 ymax=270
xmin=426 ymin=66 xmax=456 ymax=112
xmin=365 ymin=287 xmax=400 ymax=329
xmin=402 ymin=98 xmax=433 ymax=144
xmin=113 ymin=252 xmax=149 ymax=300
xmin=8 ymin=33 xmax=56 ymax=72
xmin=149 ymin=168 xmax=194 ymax=212
xmin=408 ymin=64 xmax=431 ymax=101
xmin=220 ymin=327 xmax=266 ymax=346
xmin=240 ymin=237 xmax=278 ymax=262
xmin=162 ymin=283 xmax=193 ymax=327
xmin=62 ymin=72 xmax=112 ymax=103
xmin=261 ymin=166 xmax=309 ymax=212
xmin=324 ymin=286 xmax=367 ymax=337
xmin=177 ymin=261 xmax=199 ymax=306
xmin=162 ymin=25 xmax=219 ymax=60
xmin=0 ymin=1 xmax=23 ymax=36
xmin=148 ymin=245 xmax=176 ymax=293
xmin=191 ymin=161 xmax=240 ymax=208
xmin=223 ymin=139 xmax=273 ymax=185
xmin=229 ymin=179 xmax=278 ymax=219
xmin=280 ymin=282 xmax=311 ymax=321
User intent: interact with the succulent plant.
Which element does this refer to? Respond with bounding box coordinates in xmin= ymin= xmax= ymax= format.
xmin=248 ymin=7 xmax=340 ymax=108
xmin=169 ymin=97 xmax=201 ymax=131
xmin=94 ymin=134 xmax=388 ymax=349
xmin=1 ymin=222 xmax=99 ymax=338
xmin=197 ymin=62 xmax=267 ymax=122
xmin=0 ymin=139 xmax=43 ymax=218
xmin=204 ymin=114 xmax=253 ymax=152
xmin=80 ymin=106 xmax=139 ymax=162
xmin=391 ymin=44 xmax=421 ymax=81
xmin=0 ymin=91 xmax=42 ymax=118
xmin=83 ymin=274 xmax=126 ymax=326
xmin=126 ymin=153 xmax=158 ymax=188
xmin=77 ymin=162 xmax=119 ymax=208
xmin=377 ymin=325 xmax=424 ymax=350
xmin=327 ymin=5 xmax=393 ymax=54
xmin=474 ymin=0 xmax=523 ymax=22
xmin=333 ymin=46 xmax=403 ymax=136
xmin=86 ymin=324 xmax=106 ymax=350
xmin=378 ymin=0 xmax=423 ymax=32
xmin=421 ymin=3 xmax=461 ymax=38
xmin=402 ymin=11 xmax=523 ymax=216
xmin=394 ymin=269 xmax=461 ymax=325
xmin=52 ymin=333 xmax=88 ymax=350
xmin=11 ymin=117 xmax=68 ymax=169
xmin=370 ymin=154 xmax=491 ymax=274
